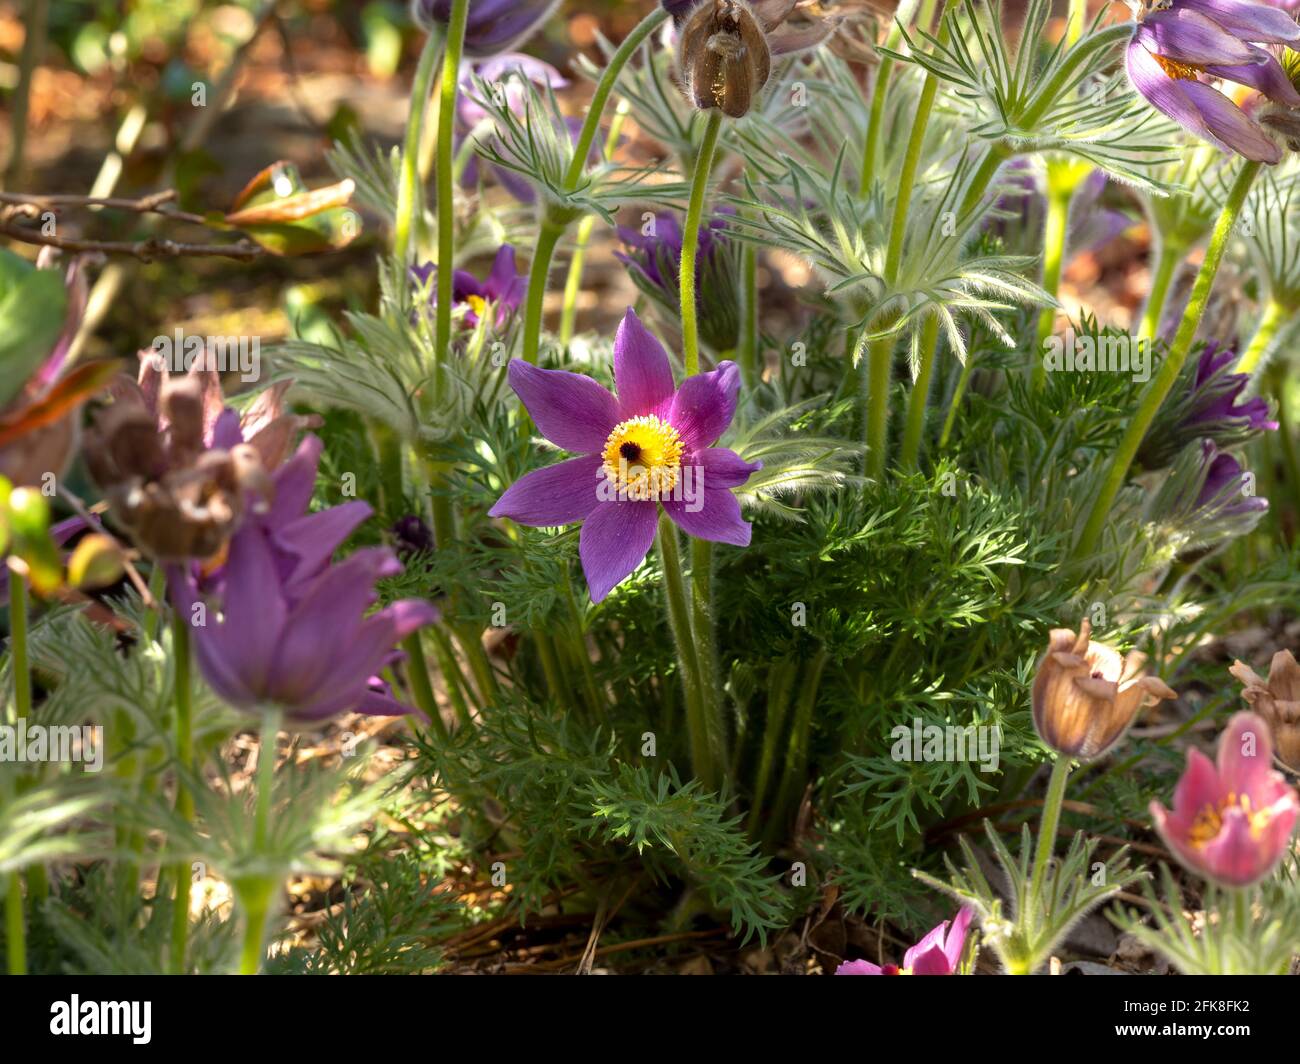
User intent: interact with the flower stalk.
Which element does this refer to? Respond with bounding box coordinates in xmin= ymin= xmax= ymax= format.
xmin=1236 ymin=296 xmax=1290 ymax=376
xmin=5 ymin=568 xmax=30 ymax=975
xmin=681 ymin=110 xmax=724 ymax=377
xmin=656 ymin=513 xmax=715 ymax=791
xmin=1074 ymin=159 xmax=1262 ymax=560
xmin=168 ymin=608 xmax=195 ymax=974
xmin=519 ymin=5 xmax=670 ymax=365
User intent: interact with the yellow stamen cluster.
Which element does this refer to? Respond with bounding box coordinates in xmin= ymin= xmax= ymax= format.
xmin=601 ymin=415 xmax=684 ymax=500
xmin=1153 ymin=54 xmax=1201 ymax=81
xmin=466 ymin=294 xmax=488 ymax=321
xmin=1188 ymin=792 xmax=1275 ymax=849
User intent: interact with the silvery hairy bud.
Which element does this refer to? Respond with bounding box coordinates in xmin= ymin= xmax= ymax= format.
xmin=679 ymin=0 xmax=772 ymax=118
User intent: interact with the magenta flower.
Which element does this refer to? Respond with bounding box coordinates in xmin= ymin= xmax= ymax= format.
xmin=489 ymin=309 xmax=761 ymax=602
xmin=172 ymin=435 xmax=438 ymax=726
xmin=836 ymin=908 xmax=973 ymax=975
xmin=1125 ymin=0 xmax=1300 ymax=163
xmin=411 ymin=245 xmax=525 ymax=328
xmin=1151 ymin=711 xmax=1300 ymax=887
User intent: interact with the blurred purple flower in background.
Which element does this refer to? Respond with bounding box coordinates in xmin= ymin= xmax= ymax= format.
xmin=172 ymin=435 xmax=438 ymax=726
xmin=413 ymin=0 xmax=559 ymax=58
xmin=616 ymin=209 xmax=741 ymax=352
xmin=457 ymin=54 xmax=569 ymax=195
xmin=1140 ymin=343 xmax=1277 ymax=467
xmin=411 ymin=245 xmax=525 ymax=328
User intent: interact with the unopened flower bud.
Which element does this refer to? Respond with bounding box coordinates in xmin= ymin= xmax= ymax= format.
xmin=679 ymin=0 xmax=771 ymax=118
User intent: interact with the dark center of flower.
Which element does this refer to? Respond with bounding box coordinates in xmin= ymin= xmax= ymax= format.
xmin=620 ymin=441 xmax=642 ymax=462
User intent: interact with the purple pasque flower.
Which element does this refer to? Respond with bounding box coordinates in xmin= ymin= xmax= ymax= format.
xmin=410 ymin=245 xmax=525 ymax=328
xmin=616 ymin=209 xmax=740 ymax=351
xmin=1186 ymin=344 xmax=1278 ymax=431
xmin=1140 ymin=343 xmax=1277 ymax=467
xmin=413 ymin=0 xmax=559 ymax=58
xmin=1195 ymin=440 xmax=1269 ymax=516
xmin=1125 ymin=0 xmax=1300 ymax=163
xmin=172 ymin=434 xmax=438 ymax=726
xmin=489 ymin=308 xmax=761 ymax=602
xmin=837 ymin=908 xmax=973 ymax=975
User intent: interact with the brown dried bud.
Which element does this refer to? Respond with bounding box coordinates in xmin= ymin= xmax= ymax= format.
xmin=679 ymin=0 xmax=772 ymax=118
xmin=1031 ymin=618 xmax=1178 ymax=760
xmin=1229 ymin=651 xmax=1300 ymax=771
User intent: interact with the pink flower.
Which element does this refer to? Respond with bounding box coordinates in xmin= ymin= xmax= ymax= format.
xmin=1151 ymin=712 xmax=1300 ymax=887
xmin=836 ymin=908 xmax=972 ymax=975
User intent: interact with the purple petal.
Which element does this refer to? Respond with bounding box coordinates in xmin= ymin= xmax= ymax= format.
xmin=614 ymin=308 xmax=677 ymax=418
xmin=1205 ymin=50 xmax=1300 ymax=107
xmin=484 ymin=244 xmax=525 ymax=312
xmin=668 ymin=360 xmax=741 ymax=449
xmin=1127 ymin=43 xmax=1281 ymax=162
xmin=507 ymin=359 xmax=620 ymax=454
xmin=489 ymin=455 xmax=603 ymax=527
xmin=579 ymin=499 xmax=658 ymax=602
xmin=269 ymin=547 xmax=400 ymax=704
xmin=266 ymin=434 xmax=323 ymax=529
xmin=1179 ymin=0 xmax=1300 ymax=45
xmin=274 ymin=500 xmax=374 ymax=588
xmin=697 ymin=447 xmax=761 ymax=490
xmin=204 ymin=525 xmax=288 ymax=700
xmin=1136 ymin=11 xmax=1257 ymax=65
xmin=289 ymin=599 xmax=440 ymax=720
xmin=663 ymin=487 xmax=752 ymax=547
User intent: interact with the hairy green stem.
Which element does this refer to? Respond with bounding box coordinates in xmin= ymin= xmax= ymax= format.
xmin=747 ymin=659 xmax=797 ymax=835
xmin=560 ymin=103 xmax=629 ymax=344
xmin=168 ymin=610 xmax=194 ymax=974
xmin=681 ymin=110 xmax=724 ymax=376
xmin=5 ymin=569 xmax=29 ymax=973
xmin=520 ymin=7 xmax=670 ymax=365
xmin=770 ymin=648 xmax=829 ymax=840
xmin=237 ymin=708 xmax=281 ymax=975
xmin=393 ymin=30 xmax=443 ymax=267
xmin=404 ymin=632 xmax=449 ymax=742
xmin=657 ymin=514 xmax=713 ymax=790
xmin=1236 ymin=296 xmax=1289 ymax=376
xmin=432 ymin=0 xmax=469 ymax=403
xmin=1074 ymin=160 xmax=1262 ymax=560
xmin=1029 ymin=757 xmax=1072 ymax=912
xmin=1032 ymin=180 xmax=1071 ymax=390
xmin=1138 ymin=237 xmax=1181 ymax=342
xmin=900 ymin=315 xmax=942 ymax=469
xmin=521 ymin=219 xmax=566 ymax=365
xmin=738 ymin=234 xmax=759 ymax=389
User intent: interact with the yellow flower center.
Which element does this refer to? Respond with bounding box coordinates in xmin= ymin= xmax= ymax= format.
xmin=1153 ymin=54 xmax=1200 ymax=81
xmin=1187 ymin=792 xmax=1274 ymax=849
xmin=602 ymin=415 xmax=684 ymax=501
xmin=466 ymin=294 xmax=488 ymax=320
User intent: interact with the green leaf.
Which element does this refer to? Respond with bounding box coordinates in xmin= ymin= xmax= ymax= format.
xmin=0 ymin=262 xmax=67 ymax=408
